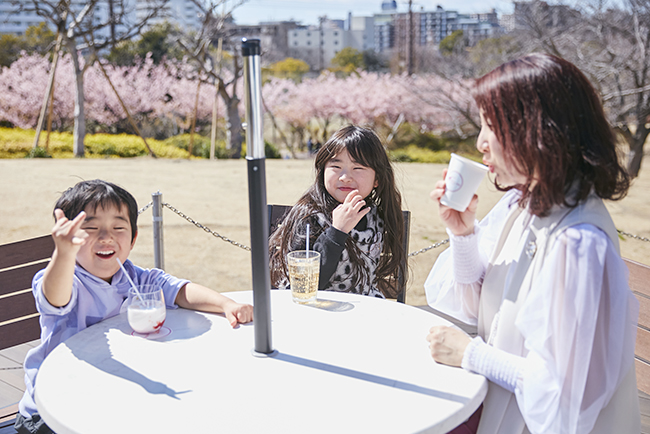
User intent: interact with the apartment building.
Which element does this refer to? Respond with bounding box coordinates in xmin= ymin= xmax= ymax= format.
xmin=0 ymin=0 xmax=200 ymax=38
xmin=287 ymin=20 xmax=346 ymax=70
xmin=137 ymin=0 xmax=201 ymax=31
xmin=225 ymin=20 xmax=300 ymax=63
xmin=0 ymin=0 xmax=140 ymax=39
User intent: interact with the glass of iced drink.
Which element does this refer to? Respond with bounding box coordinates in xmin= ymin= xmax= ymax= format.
xmin=127 ymin=285 xmax=166 ymax=334
xmin=287 ymin=250 xmax=320 ymax=304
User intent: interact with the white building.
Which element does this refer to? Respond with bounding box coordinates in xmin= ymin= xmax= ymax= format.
xmin=373 ymin=0 xmax=396 ymax=53
xmin=288 ymin=20 xmax=342 ymax=70
xmin=287 ymin=15 xmax=375 ymax=70
xmin=0 ymin=0 xmax=140 ymax=39
xmin=0 ymin=0 xmax=200 ymax=37
xmin=349 ymin=16 xmax=375 ymax=52
xmin=0 ymin=1 xmax=44 ymax=35
xmin=137 ymin=0 xmax=201 ymax=31
xmin=417 ymin=7 xmax=460 ymax=45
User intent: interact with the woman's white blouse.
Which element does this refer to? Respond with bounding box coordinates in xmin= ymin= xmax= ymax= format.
xmin=425 ymin=190 xmax=639 ymax=434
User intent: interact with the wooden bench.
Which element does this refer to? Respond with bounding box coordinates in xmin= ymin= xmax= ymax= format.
xmin=628 ymin=258 xmax=650 ymax=395
xmin=0 ymin=235 xmax=54 ymax=431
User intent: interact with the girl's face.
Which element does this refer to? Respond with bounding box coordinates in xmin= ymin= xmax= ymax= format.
xmin=324 ymin=149 xmax=378 ymax=203
xmin=476 ymin=111 xmax=527 ymax=187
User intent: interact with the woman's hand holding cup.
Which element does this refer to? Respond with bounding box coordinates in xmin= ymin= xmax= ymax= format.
xmin=431 ymin=169 xmax=478 ymax=237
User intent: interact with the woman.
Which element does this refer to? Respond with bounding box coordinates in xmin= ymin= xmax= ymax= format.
xmin=425 ymin=53 xmax=640 ymax=433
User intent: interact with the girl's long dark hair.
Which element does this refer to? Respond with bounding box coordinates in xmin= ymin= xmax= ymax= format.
xmin=269 ymin=125 xmax=405 ymax=298
xmin=472 ymin=53 xmax=630 ymax=216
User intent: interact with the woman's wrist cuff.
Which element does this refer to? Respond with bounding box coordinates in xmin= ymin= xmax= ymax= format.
xmin=447 ymin=223 xmax=483 ymax=284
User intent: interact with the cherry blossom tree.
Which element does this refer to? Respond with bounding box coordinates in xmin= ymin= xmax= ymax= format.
xmin=11 ymin=0 xmax=167 ymax=156
xmin=0 ymin=53 xmax=224 ymax=134
xmin=1 ymin=53 xmax=473 ymax=153
xmin=175 ymin=0 xmax=247 ymax=158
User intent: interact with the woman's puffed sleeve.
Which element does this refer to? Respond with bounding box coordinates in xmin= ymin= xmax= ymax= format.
xmin=513 ymin=224 xmax=638 ymax=434
xmin=425 ymin=190 xmax=518 ymax=324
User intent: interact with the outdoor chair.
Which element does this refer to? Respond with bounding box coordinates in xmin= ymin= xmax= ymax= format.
xmin=0 ymin=235 xmax=53 ymax=432
xmin=268 ymin=204 xmax=410 ymax=303
xmin=627 ymin=258 xmax=650 ymax=395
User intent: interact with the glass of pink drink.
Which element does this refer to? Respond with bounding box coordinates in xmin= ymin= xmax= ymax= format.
xmin=127 ymin=285 xmax=166 ymax=334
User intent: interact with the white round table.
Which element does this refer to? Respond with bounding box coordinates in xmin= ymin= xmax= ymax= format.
xmin=35 ymin=290 xmax=486 ymax=433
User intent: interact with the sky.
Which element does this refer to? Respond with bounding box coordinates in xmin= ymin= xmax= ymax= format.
xmin=230 ymin=0 xmax=516 ymax=26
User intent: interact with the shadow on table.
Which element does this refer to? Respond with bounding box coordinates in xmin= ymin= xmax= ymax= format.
xmin=66 ymin=310 xmax=212 ymax=400
xmin=306 ymin=298 xmax=355 ymax=312
xmin=272 ymin=351 xmax=470 ymax=404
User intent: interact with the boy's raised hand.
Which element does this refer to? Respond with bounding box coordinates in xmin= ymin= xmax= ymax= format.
xmin=43 ymin=209 xmax=88 ymax=307
xmin=332 ymin=189 xmax=371 ymax=234
xmin=52 ymin=209 xmax=88 ymax=254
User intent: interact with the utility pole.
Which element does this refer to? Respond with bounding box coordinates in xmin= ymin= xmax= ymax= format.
xmin=318 ymin=16 xmax=325 ymax=71
xmin=407 ymin=0 xmax=414 ymax=76
xmin=108 ymin=0 xmax=115 ymax=46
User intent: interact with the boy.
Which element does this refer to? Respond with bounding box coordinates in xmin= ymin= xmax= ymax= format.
xmin=15 ymin=180 xmax=253 ymax=434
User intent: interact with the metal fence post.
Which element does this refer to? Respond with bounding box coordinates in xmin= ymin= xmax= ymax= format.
xmin=152 ymin=191 xmax=164 ymax=270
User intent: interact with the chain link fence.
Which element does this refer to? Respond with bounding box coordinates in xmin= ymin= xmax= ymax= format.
xmin=138 ymin=200 xmax=650 ymax=258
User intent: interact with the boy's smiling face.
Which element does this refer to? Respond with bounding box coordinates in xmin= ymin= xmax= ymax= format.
xmin=76 ymin=203 xmax=137 ymax=282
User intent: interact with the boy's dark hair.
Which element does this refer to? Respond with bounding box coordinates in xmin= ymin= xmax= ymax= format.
xmin=472 ymin=53 xmax=630 ymax=216
xmin=54 ymin=180 xmax=138 ymax=241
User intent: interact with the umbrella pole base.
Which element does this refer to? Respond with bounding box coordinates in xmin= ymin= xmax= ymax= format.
xmin=251 ymin=349 xmax=278 ymax=358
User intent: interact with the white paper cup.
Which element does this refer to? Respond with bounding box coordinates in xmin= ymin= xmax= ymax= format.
xmin=440 ymin=153 xmax=488 ymax=212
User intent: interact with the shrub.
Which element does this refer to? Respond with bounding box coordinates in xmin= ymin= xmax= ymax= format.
xmin=0 ymin=127 xmax=188 ymax=159
xmin=265 ymin=141 xmax=281 ymax=159
xmin=0 ymin=127 xmax=73 ymax=158
xmin=163 ymin=134 xmax=230 ymax=159
xmin=25 ymin=146 xmax=52 ymax=158
xmin=389 ymin=146 xmax=451 ymax=164
xmin=85 ymin=134 xmax=147 ymax=158
xmin=240 ymin=141 xmax=282 ymax=159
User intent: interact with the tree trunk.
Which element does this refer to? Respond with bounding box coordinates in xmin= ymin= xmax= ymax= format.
xmin=66 ymin=37 xmax=86 ymax=158
xmin=224 ymin=95 xmax=243 ymax=159
xmin=33 ymin=31 xmax=62 ymax=150
xmin=627 ymin=123 xmax=649 ymax=178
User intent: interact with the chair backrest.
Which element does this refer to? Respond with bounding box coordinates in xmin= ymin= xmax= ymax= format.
xmin=0 ymin=235 xmax=53 ymax=351
xmin=268 ymin=204 xmax=411 ymax=303
xmin=627 ymin=258 xmax=650 ymax=394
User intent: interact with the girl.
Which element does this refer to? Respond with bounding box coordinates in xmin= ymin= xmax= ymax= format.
xmin=425 ymin=53 xmax=639 ymax=433
xmin=269 ymin=125 xmax=405 ymax=299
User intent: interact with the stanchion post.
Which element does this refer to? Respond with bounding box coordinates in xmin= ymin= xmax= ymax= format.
xmin=242 ymin=38 xmax=274 ymax=356
xmin=152 ymin=191 xmax=165 ymax=270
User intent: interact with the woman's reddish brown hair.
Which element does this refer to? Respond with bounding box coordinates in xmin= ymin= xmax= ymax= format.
xmin=472 ymin=53 xmax=629 ymax=216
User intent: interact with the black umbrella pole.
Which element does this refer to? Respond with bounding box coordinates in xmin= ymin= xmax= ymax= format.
xmin=247 ymin=159 xmax=273 ymax=355
xmin=242 ymin=38 xmax=274 ymax=355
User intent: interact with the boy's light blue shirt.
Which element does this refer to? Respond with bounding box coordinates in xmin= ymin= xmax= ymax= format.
xmin=18 ymin=259 xmax=189 ymax=418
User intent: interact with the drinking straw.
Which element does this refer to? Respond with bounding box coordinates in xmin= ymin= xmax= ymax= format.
xmin=306 ymin=223 xmax=310 ymax=258
xmin=115 ymin=257 xmax=144 ymax=302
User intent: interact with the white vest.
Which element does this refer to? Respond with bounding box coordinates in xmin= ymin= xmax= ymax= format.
xmin=476 ymin=194 xmax=640 ymax=434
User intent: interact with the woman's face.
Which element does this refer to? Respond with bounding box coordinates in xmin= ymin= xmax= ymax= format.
xmin=476 ymin=111 xmax=527 ymax=187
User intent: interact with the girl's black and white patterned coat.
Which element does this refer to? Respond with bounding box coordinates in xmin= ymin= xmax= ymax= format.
xmin=278 ymin=206 xmax=385 ymax=298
